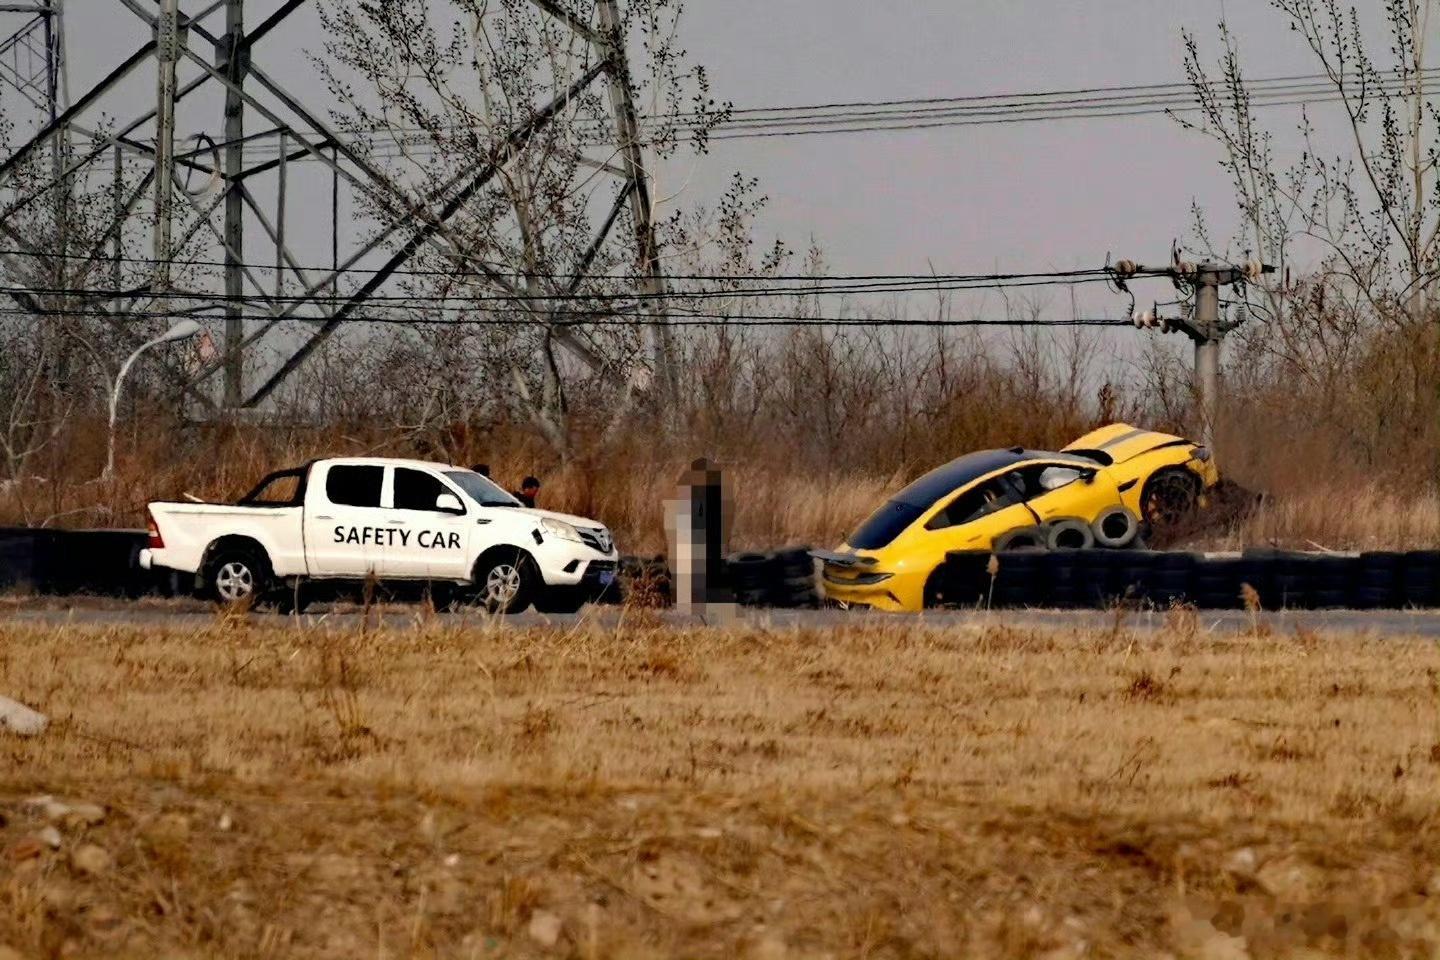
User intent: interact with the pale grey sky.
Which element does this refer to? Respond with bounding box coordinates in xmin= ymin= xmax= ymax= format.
xmin=6 ymin=1 xmax=1415 ymax=321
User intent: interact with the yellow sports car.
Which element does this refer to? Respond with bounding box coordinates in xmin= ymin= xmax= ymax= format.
xmin=817 ymin=424 xmax=1219 ymax=611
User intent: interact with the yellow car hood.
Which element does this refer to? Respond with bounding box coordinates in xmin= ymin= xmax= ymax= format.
xmin=1063 ymin=423 xmax=1197 ymax=464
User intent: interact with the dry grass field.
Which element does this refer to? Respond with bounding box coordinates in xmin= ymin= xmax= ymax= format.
xmin=5 ymin=611 xmax=1440 ymax=958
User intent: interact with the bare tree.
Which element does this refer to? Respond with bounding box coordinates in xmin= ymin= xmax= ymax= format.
xmin=312 ymin=0 xmax=728 ymax=460
xmin=1178 ymin=0 xmax=1440 ymax=323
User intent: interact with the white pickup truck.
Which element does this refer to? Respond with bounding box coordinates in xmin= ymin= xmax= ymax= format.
xmin=138 ymin=457 xmax=618 ymax=613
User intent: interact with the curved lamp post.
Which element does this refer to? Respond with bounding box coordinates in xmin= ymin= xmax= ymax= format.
xmin=104 ymin=318 xmax=203 ymax=479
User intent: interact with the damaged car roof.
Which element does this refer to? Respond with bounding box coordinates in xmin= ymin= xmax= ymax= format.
xmin=891 ymin=448 xmax=1099 ymax=508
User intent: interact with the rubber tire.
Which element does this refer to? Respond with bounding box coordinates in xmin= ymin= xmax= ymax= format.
xmin=202 ymin=545 xmax=271 ymax=606
xmin=736 ymin=587 xmax=768 ymax=607
xmin=994 ymin=527 xmax=1047 ymax=551
xmin=1046 ymin=519 xmax=1095 ymax=551
xmin=472 ymin=551 xmax=538 ymax=614
xmin=1140 ymin=468 xmax=1201 ymax=531
xmin=1091 ymin=507 xmax=1141 ymax=549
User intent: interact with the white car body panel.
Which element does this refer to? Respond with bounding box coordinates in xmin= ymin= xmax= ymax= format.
xmin=138 ymin=457 xmax=618 ymax=592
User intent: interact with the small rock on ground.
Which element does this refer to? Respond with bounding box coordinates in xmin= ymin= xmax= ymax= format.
xmin=528 ymin=910 xmax=563 ymax=949
xmin=69 ymin=844 xmax=111 ymax=876
xmin=0 ymin=696 xmax=47 ymax=736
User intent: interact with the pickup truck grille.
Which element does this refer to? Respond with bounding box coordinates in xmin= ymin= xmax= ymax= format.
xmin=578 ymin=527 xmax=613 ymax=553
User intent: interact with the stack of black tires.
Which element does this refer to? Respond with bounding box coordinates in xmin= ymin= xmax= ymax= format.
xmin=608 ymin=548 xmax=820 ymax=609
xmin=934 ymin=547 xmax=1440 ymax=610
xmin=0 ymin=527 xmax=178 ymax=597
xmin=725 ymin=547 xmax=820 ymax=608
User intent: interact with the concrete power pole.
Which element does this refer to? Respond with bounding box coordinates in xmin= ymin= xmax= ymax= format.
xmin=221 ymin=0 xmax=245 ymax=407
xmin=1189 ymin=265 xmax=1232 ymax=453
xmin=1122 ymin=258 xmax=1272 ymax=460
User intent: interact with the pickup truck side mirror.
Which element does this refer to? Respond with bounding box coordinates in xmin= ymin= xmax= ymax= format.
xmin=434 ymin=492 xmax=464 ymax=514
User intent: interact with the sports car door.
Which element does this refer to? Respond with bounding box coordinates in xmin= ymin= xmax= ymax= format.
xmin=1010 ymin=462 xmax=1121 ymax=525
xmin=923 ymin=474 xmax=1039 ymax=551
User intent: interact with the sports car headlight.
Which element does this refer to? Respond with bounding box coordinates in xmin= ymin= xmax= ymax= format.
xmin=540 ymin=517 xmax=583 ymax=543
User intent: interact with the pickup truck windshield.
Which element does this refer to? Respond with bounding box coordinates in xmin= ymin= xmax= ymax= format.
xmin=444 ymin=470 xmax=522 ymax=507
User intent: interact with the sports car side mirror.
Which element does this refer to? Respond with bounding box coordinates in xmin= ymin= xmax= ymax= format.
xmin=1081 ymin=469 xmax=1097 ymax=484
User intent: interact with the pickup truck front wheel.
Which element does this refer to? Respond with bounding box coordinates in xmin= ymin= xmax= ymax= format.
xmin=203 ymin=546 xmax=272 ymax=606
xmin=473 ymin=551 xmax=537 ymax=614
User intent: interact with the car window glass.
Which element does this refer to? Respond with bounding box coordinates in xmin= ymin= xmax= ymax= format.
xmin=325 ymin=465 xmax=383 ymax=508
xmin=394 ymin=468 xmax=454 ymax=512
xmin=849 ymin=500 xmax=925 ymax=549
xmin=927 ymin=477 xmax=1022 ymax=530
xmin=1010 ymin=464 xmax=1084 ymax=499
xmin=1038 ymin=467 xmax=1082 ymax=492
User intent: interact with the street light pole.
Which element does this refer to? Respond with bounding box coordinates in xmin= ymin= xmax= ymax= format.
xmin=104 ymin=318 xmax=202 ymax=479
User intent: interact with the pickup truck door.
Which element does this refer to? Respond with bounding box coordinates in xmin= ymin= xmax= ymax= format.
xmin=384 ymin=467 xmax=472 ymax=580
xmin=303 ymin=462 xmax=389 ymax=577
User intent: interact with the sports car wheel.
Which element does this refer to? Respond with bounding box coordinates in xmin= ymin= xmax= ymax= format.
xmin=1141 ymin=468 xmax=1200 ymax=534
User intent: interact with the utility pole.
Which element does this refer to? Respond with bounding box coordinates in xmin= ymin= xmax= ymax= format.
xmin=1188 ymin=265 xmax=1235 ymax=453
xmin=220 ymin=0 xmax=245 ymax=407
xmin=152 ymin=0 xmax=179 ymax=295
xmin=1121 ymin=258 xmax=1272 ymax=460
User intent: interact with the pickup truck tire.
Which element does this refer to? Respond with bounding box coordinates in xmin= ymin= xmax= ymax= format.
xmin=203 ymin=545 xmax=272 ymax=605
xmin=472 ymin=550 xmax=538 ymax=614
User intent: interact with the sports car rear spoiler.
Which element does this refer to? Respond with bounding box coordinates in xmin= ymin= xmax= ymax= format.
xmin=809 ymin=549 xmax=878 ymax=567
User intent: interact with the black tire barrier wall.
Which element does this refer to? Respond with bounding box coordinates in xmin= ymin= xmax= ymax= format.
xmin=935 ymin=547 xmax=1440 ymax=611
xmin=0 ymin=528 xmax=182 ymax=597
xmin=610 ymin=547 xmax=819 ymax=609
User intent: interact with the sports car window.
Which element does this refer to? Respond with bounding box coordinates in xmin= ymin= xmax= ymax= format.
xmin=1009 ymin=464 xmax=1083 ymax=498
xmin=849 ymin=500 xmax=925 ymax=550
xmin=325 ymin=465 xmax=383 ymax=508
xmin=393 ymin=468 xmax=455 ymax=512
xmin=926 ymin=478 xmax=1022 ymax=530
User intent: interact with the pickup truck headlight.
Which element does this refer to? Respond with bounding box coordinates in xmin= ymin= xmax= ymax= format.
xmin=540 ymin=517 xmax=583 ymax=543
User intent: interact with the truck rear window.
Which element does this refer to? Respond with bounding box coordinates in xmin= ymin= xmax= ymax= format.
xmin=326 ymin=465 xmax=383 ymax=508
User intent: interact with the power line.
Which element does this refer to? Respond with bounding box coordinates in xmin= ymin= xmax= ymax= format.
xmin=0 ymin=245 xmax=1151 ymax=286
xmin=87 ymin=68 xmax=1431 ymax=158
xmin=0 ymin=300 xmax=1129 ymax=328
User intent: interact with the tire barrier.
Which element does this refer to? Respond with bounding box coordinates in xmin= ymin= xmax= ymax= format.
xmin=604 ymin=548 xmax=819 ymax=609
xmin=1091 ymin=506 xmax=1141 ymax=549
xmin=0 ymin=527 xmax=177 ymax=597
xmin=4 ymin=525 xmax=1438 ymax=614
xmin=1045 ymin=518 xmax=1095 ymax=551
xmin=724 ymin=546 xmax=820 ymax=609
xmin=934 ymin=547 xmax=1440 ymax=610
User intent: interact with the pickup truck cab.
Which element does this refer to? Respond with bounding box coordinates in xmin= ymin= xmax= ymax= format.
xmin=138 ymin=457 xmax=618 ymax=613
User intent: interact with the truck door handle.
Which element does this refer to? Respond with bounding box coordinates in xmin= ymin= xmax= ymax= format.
xmin=387 ymin=519 xmax=406 ymax=525
xmin=314 ymin=515 xmax=333 ymax=520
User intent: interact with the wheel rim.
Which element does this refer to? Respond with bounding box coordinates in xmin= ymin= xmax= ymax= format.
xmin=484 ymin=563 xmax=521 ymax=608
xmin=216 ymin=561 xmax=254 ymax=602
xmin=1145 ymin=474 xmax=1197 ymax=529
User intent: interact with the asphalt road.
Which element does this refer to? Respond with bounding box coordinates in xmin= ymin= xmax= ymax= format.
xmin=6 ymin=600 xmax=1440 ymax=635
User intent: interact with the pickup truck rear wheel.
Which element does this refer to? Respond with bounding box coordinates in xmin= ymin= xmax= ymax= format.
xmin=203 ymin=546 xmax=271 ymax=606
xmin=473 ymin=552 xmax=537 ymax=614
